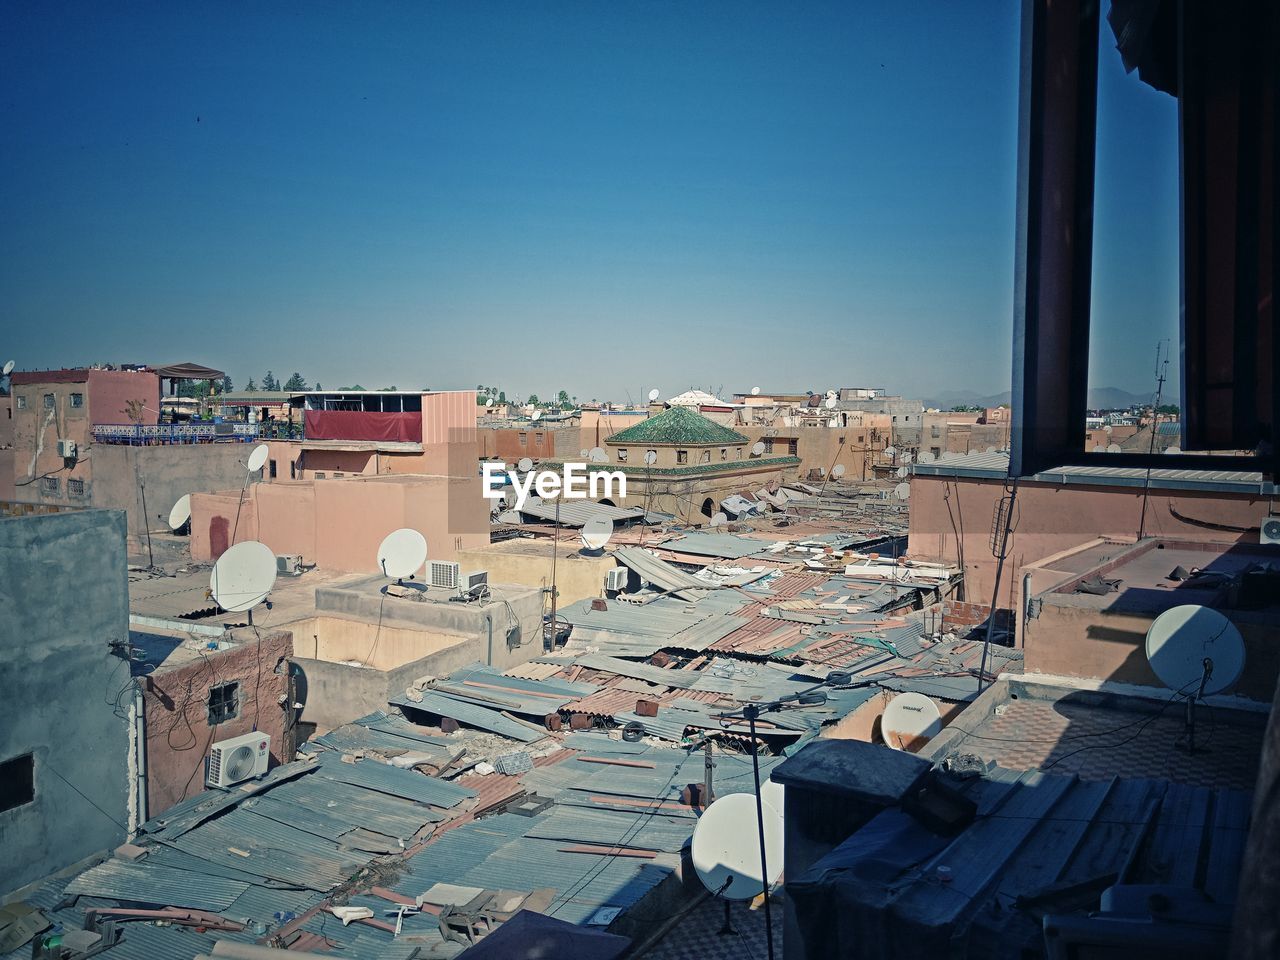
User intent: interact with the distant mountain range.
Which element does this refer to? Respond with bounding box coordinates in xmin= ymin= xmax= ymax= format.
xmin=922 ymin=387 xmax=1153 ymax=411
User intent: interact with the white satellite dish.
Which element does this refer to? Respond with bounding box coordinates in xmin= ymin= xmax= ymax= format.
xmin=580 ymin=449 xmax=589 ymax=458
xmin=896 ymin=466 xmax=908 ymax=478
xmin=377 ymin=528 xmax=428 ymax=580
xmin=832 ymin=464 xmax=846 ymax=478
xmin=1104 ymin=424 xmax=1113 ymax=434
xmin=1106 ymin=443 xmax=1122 ymax=453
xmin=531 ymin=409 xmax=542 ymax=421
xmin=588 ymin=446 xmax=608 ymax=463
xmin=1145 ymin=605 xmax=1245 ymax=696
xmin=825 ymin=389 xmax=836 ymax=399
xmin=894 ymin=482 xmax=911 ymax=500
xmin=209 ymin=541 xmax=277 ymax=613
xmin=750 ymin=386 xmax=761 ymax=396
xmin=1 ymin=360 xmax=13 ymax=377
xmin=167 ymin=494 xmax=192 ymax=531
xmin=881 ymin=692 xmax=943 ymax=752
xmin=751 ymin=441 xmax=766 ymax=456
xmin=691 ymin=793 xmax=783 ymax=901
xmin=902 ymin=450 xmax=914 ymax=464
xmin=709 ymin=511 xmax=728 ymax=527
xmin=517 ymin=457 xmax=534 ymax=472
xmin=643 ymin=450 xmax=657 ymax=465
xmin=917 ymin=451 xmax=933 ymax=463
xmin=824 ymin=396 xmax=837 ymax=409
xmin=647 ymin=388 xmax=660 ymax=402
xmin=1093 ymin=444 xmax=1105 ymax=452
xmin=247 ymin=444 xmax=270 ymax=473
xmin=761 ymin=777 xmax=785 ymax=818
xmin=884 ymin=446 xmax=897 ymax=458
xmin=580 ymin=516 xmax=613 ymax=550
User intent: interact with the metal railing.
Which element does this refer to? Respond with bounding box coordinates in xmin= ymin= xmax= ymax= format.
xmin=91 ymin=422 xmax=260 ymax=445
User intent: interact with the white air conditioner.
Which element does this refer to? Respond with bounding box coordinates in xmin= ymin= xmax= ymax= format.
xmin=605 ymin=567 xmax=629 ymax=592
xmin=430 ymin=560 xmax=460 ymax=590
xmin=57 ymin=439 xmax=77 ymax=459
xmin=1262 ymin=515 xmax=1280 ymax=546
xmin=276 ymin=554 xmax=303 ymax=577
xmin=207 ymin=731 xmax=271 ymax=788
xmin=464 ymin=570 xmax=488 ymax=594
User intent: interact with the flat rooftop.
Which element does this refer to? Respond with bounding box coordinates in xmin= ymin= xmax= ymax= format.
xmin=923 ymin=675 xmax=1267 ymax=791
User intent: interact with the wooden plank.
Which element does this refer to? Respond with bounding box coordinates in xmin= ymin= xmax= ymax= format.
xmin=558 ymin=843 xmax=658 ymax=859
xmin=574 ymin=756 xmax=657 ymax=769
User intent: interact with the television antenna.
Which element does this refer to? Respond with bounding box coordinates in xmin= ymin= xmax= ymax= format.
xmin=580 ymin=516 xmax=613 ymax=552
xmin=209 ymin=540 xmax=277 ymax=621
xmin=881 ymin=692 xmax=943 ymax=752
xmin=1146 ymin=604 xmax=1244 ymax=752
xmin=168 ymin=494 xmax=192 ymax=532
xmin=377 ymin=528 xmax=427 ymax=583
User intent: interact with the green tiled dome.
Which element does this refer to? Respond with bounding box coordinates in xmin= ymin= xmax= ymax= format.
xmin=605 ymin=405 xmax=748 ymax=445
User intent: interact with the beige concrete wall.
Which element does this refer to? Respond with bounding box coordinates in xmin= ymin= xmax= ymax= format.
xmin=284 ymin=616 xmax=470 ymax=673
xmin=457 ymin=539 xmax=616 ymax=605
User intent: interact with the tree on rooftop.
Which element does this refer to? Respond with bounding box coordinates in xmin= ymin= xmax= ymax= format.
xmin=283 ymin=372 xmax=308 ymax=392
xmin=245 ymin=378 xmax=257 ymax=391
xmin=262 ymin=371 xmax=278 ymax=391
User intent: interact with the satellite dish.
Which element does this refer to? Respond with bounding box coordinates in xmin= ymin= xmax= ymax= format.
xmin=902 ymin=451 xmax=914 ymax=464
xmin=918 ymin=451 xmax=934 ymax=463
xmin=881 ymin=692 xmax=943 ymax=752
xmin=247 ymin=444 xmax=270 ymax=473
xmin=832 ymin=464 xmax=845 ymax=477
xmin=750 ymin=386 xmax=761 ymax=396
xmin=896 ymin=466 xmax=908 ymax=478
xmin=1093 ymin=444 xmax=1105 ymax=452
xmin=1106 ymin=443 xmax=1122 ymax=453
xmin=824 ymin=396 xmax=837 ymax=409
xmin=1164 ymin=446 xmax=1180 ymax=455
xmin=167 ymin=494 xmax=192 ymax=531
xmin=517 ymin=457 xmax=534 ymax=472
xmin=985 ymin=446 xmax=998 ymax=454
xmin=643 ymin=450 xmax=657 ymax=465
xmin=579 ymin=449 xmax=589 ymax=458
xmin=893 ymin=482 xmax=910 ymax=500
xmin=1 ymin=360 xmax=13 ymax=377
xmin=377 ymin=528 xmax=428 ymax=580
xmin=751 ymin=441 xmax=766 ymax=456
xmin=588 ymin=446 xmax=608 ymax=463
xmin=531 ymin=409 xmax=542 ymax=421
xmin=1104 ymin=424 xmax=1113 ymax=434
xmin=691 ymin=793 xmax=783 ymax=901
xmin=825 ymin=389 xmax=836 ymax=399
xmin=1145 ymin=605 xmax=1245 ymax=696
xmin=761 ymin=778 xmax=785 ymax=818
xmin=580 ymin=517 xmax=613 ymax=551
xmin=647 ymin=388 xmax=660 ymax=402
xmin=709 ymin=511 xmax=728 ymax=527
xmin=884 ymin=446 xmax=897 ymax=458
xmin=209 ymin=541 xmax=277 ymax=613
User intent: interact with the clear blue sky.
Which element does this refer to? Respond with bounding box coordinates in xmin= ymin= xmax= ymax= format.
xmin=1 ymin=1 xmax=1177 ymax=402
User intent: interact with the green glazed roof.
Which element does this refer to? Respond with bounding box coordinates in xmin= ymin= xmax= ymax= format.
xmin=605 ymin=405 xmax=748 ymax=446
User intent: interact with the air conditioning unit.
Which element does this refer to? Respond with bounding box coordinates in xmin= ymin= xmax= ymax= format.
xmin=276 ymin=554 xmax=303 ymax=577
xmin=207 ymin=732 xmax=271 ymax=788
xmin=1262 ymin=515 xmax=1280 ymax=546
xmin=464 ymin=570 xmax=488 ymax=594
xmin=57 ymin=439 xmax=77 ymax=459
xmin=605 ymin=567 xmax=629 ymax=593
xmin=430 ymin=560 xmax=460 ymax=590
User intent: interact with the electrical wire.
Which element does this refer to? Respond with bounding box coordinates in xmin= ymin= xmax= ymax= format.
xmin=41 ymin=758 xmax=131 ymax=832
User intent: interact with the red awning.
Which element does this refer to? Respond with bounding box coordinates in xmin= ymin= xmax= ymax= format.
xmin=304 ymin=409 xmax=422 ymax=443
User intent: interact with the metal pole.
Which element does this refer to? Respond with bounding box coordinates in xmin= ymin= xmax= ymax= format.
xmin=138 ymin=475 xmax=154 ymax=569
xmin=547 ymin=495 xmax=560 ymax=651
xmin=745 ymin=706 xmax=775 ymax=960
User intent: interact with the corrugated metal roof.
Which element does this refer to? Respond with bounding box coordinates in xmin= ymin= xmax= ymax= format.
xmin=663 ymin=532 xmax=773 ymax=559
xmin=613 ymin=547 xmax=716 ymax=597
xmin=310 ymin=751 xmax=476 ymax=808
xmin=390 ymin=690 xmax=548 ymax=743
xmin=517 ymin=500 xmax=646 ymax=526
xmin=64 ymin=860 xmax=250 ymax=911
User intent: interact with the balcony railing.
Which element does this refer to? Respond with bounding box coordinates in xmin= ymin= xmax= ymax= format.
xmin=92 ymin=422 xmax=261 ymax=445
